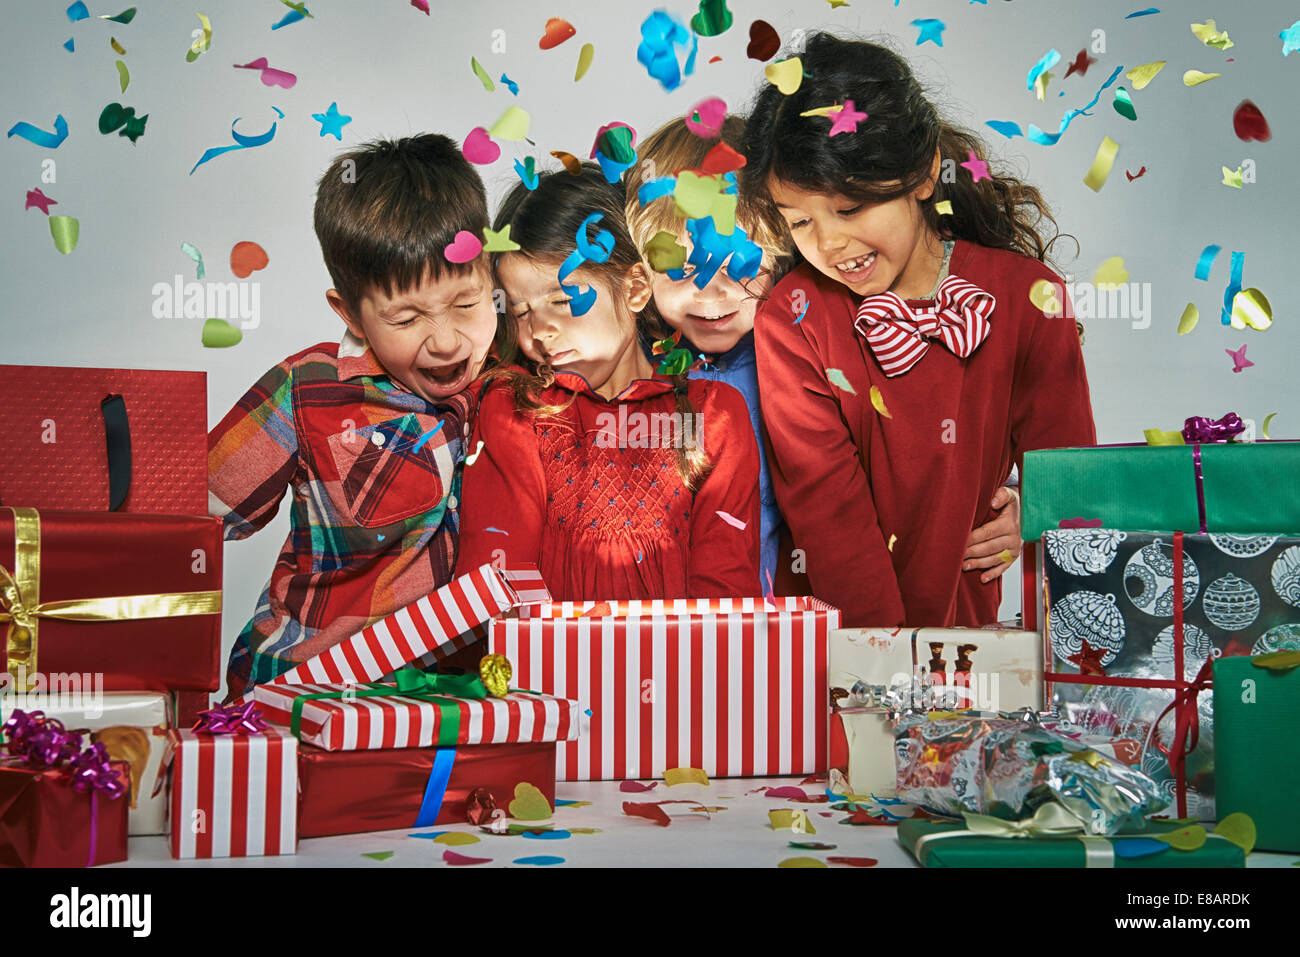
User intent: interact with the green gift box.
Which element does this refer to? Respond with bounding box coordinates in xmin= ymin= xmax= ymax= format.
xmin=1213 ymin=656 xmax=1300 ymax=852
xmin=1022 ymin=443 xmax=1300 ymax=541
xmin=899 ymin=817 xmax=1245 ymax=868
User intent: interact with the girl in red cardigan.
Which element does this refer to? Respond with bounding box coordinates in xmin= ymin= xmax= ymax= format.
xmin=458 ymin=165 xmax=760 ymax=600
xmin=742 ymin=34 xmax=1096 ymax=628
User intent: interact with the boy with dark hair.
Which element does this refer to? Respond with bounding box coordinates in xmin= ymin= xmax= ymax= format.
xmin=209 ymin=134 xmax=498 ymax=697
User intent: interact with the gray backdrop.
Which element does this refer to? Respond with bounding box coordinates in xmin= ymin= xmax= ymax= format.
xmin=3 ymin=0 xmax=1294 ymax=699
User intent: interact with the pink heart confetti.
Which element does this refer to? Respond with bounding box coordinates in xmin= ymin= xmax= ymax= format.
xmin=234 ymin=57 xmax=297 ymax=89
xmin=462 ymin=126 xmax=500 ymax=165
xmin=444 ymin=230 xmax=484 ymax=264
xmin=684 ymin=97 xmax=727 ymax=138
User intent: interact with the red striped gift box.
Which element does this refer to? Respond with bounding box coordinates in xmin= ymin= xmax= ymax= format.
xmin=166 ymin=726 xmax=297 ymax=859
xmin=490 ymin=596 xmax=840 ymax=780
xmin=250 ymin=564 xmax=549 ymax=692
xmin=252 ymin=682 xmax=583 ymax=751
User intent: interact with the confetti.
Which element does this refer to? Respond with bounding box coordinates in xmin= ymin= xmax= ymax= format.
xmin=461 ymin=127 xmax=500 ymax=165
xmin=361 ymin=851 xmax=394 ymax=861
xmin=201 ymin=318 xmax=242 ymax=348
xmin=778 ymin=857 xmax=827 ymax=868
xmin=1156 ymin=824 xmax=1208 ymax=851
xmin=747 ymin=19 xmax=779 ymax=60
xmin=997 ymin=549 xmax=1016 ymax=564
xmin=664 ymin=767 xmax=709 ymax=786
xmin=1214 ymin=813 xmax=1257 ymax=854
xmin=765 ymin=786 xmax=811 ymax=800
xmin=826 ymin=100 xmax=868 ymax=136
xmin=1026 ymin=49 xmax=1061 ymax=92
xmin=66 ymin=1 xmax=88 ymax=21
xmin=1126 ymin=166 xmax=1147 ymax=181
xmin=690 ymin=0 xmax=733 ymax=36
xmin=514 ymin=855 xmax=565 ymax=865
xmin=1282 ymin=21 xmax=1300 ymax=57
xmin=960 ymin=152 xmax=991 ymax=183
xmin=180 ymin=241 xmax=204 ymax=279
xmin=48 ymin=215 xmax=78 ymax=254
xmin=1029 ymin=278 xmax=1063 ymax=315
xmin=1113 ymin=838 xmax=1170 ymax=859
xmin=1126 ymin=61 xmax=1165 ymax=90
xmin=826 ymin=368 xmax=856 ymax=395
xmin=482 ymin=226 xmax=521 ymax=255
xmin=888 ymin=533 xmax=897 ymax=551
xmin=115 ymin=60 xmax=129 ymax=92
xmin=715 ymin=510 xmax=747 ymax=531
xmin=1262 ymin=413 xmax=1277 ymax=439
xmin=644 ymin=231 xmax=688 ymax=272
xmin=185 ymin=13 xmax=211 ymax=62
xmin=311 ymin=102 xmax=351 ymax=140
xmin=985 ymin=120 xmax=1023 ymax=139
xmin=1190 ymin=19 xmax=1233 ymax=50
xmin=869 ymin=385 xmax=891 ymax=418
xmin=499 ymin=73 xmax=519 ymax=96
xmin=191 ymin=107 xmax=283 ymax=174
xmin=1229 ymin=289 xmax=1272 ymax=331
xmin=433 ymin=831 xmax=480 ymax=846
xmin=1028 ymin=65 xmax=1123 ymax=145
xmin=98 ymin=102 xmax=147 ymax=142
xmin=934 ymin=199 xmax=953 ymax=215
xmin=1177 ymin=303 xmax=1199 ymax=335
xmin=411 ymin=420 xmax=444 ymax=454
xmin=63 ymin=38 xmax=74 ymax=52
xmin=443 ymin=230 xmax=483 ymax=264
xmin=230 ymin=241 xmax=269 ymax=278
xmin=539 ymin=17 xmax=576 ymax=49
xmin=271 ymin=2 xmax=311 ymax=30
xmin=1113 ymin=87 xmax=1136 ymax=120
xmin=1093 ymin=257 xmax=1129 ymax=289
xmin=764 ymin=57 xmax=803 ymax=95
xmin=7 ymin=115 xmax=70 ymax=149
xmin=555 ymin=799 xmax=591 ymax=807
xmin=521 ymin=829 xmax=570 ymax=840
xmin=24 ymin=189 xmax=57 ymax=214
xmin=549 ymin=150 xmax=583 ymax=175
xmin=1222 ymin=166 xmax=1243 ymax=189
xmin=1225 ymin=344 xmax=1253 ymax=373
xmin=1233 ymin=100 xmax=1270 ymax=143
xmin=1125 ymin=8 xmax=1160 ymax=17
xmin=100 ymin=7 xmax=136 ymax=23
xmin=636 ymin=10 xmax=698 ymax=92
xmin=508 ymin=782 xmax=552 ymax=820
xmin=684 ymin=96 xmax=727 ymax=137
xmin=1082 ymin=136 xmax=1119 ymax=192
xmin=619 ymin=780 xmax=658 ymax=792
xmin=111 ymin=37 xmax=125 ymax=54
xmin=1220 ymin=251 xmax=1245 ymax=324
xmin=794 ymin=301 xmax=809 ymax=323
xmin=442 ymin=850 xmax=491 ymax=865
xmin=827 ymin=856 xmax=879 ymax=867
xmin=411 ymin=0 xmax=429 ymax=12
xmin=769 ymin=809 xmax=815 ymax=833
xmin=1194 ymin=244 xmax=1222 ymax=281
xmin=575 ymin=42 xmax=594 ymax=81
xmin=622 ymin=802 xmax=671 ymax=826
xmin=514 ymin=156 xmax=539 ymax=190
xmin=234 ymin=57 xmax=297 ymax=89
xmin=470 ymin=56 xmax=494 ymax=91
xmin=1064 ymin=49 xmax=1096 ymax=78
xmin=488 ymin=105 xmax=530 ymax=141
xmin=1183 ymin=70 xmax=1221 ymax=87
xmin=911 ymin=18 xmax=945 ymax=47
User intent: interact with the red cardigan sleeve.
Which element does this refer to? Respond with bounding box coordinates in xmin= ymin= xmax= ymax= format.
xmin=753 ymin=283 xmax=906 ymax=626
xmin=687 ymin=381 xmax=761 ymax=597
xmin=456 ymin=384 xmax=547 ymax=576
xmin=1009 ymin=265 xmax=1098 ymax=474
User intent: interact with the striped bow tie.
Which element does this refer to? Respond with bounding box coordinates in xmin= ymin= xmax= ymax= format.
xmin=854 ymin=275 xmax=996 ymax=377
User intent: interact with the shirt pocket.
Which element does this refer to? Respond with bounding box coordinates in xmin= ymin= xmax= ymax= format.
xmin=325 ymin=413 xmax=449 ymax=528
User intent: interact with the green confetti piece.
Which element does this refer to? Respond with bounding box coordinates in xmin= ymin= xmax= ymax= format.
xmin=100 ymin=6 xmax=136 ymax=23
xmin=657 ymin=347 xmax=693 ymax=376
xmin=180 ymin=241 xmax=204 ymax=279
xmin=643 ymin=231 xmax=687 ymax=273
xmin=598 ymin=125 xmax=636 ymax=165
xmin=826 ymin=368 xmax=857 ymax=395
xmin=471 ymin=56 xmax=494 ymax=91
xmin=487 ymin=105 xmax=530 ymax=141
xmin=690 ymin=0 xmax=733 ymax=37
xmin=1263 ymin=412 xmax=1277 ymax=439
xmin=361 ymin=851 xmax=394 ymax=861
xmin=49 ymin=215 xmax=79 ymax=254
xmin=201 ymin=318 xmax=243 ymax=348
xmin=115 ymin=59 xmax=129 ymax=92
xmin=1113 ymin=86 xmax=1137 ymax=120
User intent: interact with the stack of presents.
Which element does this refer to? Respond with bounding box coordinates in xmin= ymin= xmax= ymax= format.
xmin=1 ymin=367 xmax=1295 ymax=868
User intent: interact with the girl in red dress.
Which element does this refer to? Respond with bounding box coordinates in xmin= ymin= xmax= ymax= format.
xmin=458 ymin=165 xmax=760 ymax=600
xmin=742 ymin=34 xmax=1096 ymax=628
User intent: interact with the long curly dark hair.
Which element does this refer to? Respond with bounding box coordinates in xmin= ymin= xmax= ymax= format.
xmin=741 ymin=32 xmax=1073 ymax=267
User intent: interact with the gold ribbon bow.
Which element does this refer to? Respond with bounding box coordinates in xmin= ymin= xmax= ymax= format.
xmin=1 ymin=507 xmax=222 ymax=691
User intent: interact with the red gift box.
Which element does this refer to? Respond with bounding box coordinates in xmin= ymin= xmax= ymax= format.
xmin=1 ymin=507 xmax=223 ymax=692
xmin=491 ymin=596 xmax=840 ymax=780
xmin=0 ymin=757 xmax=129 ymax=867
xmin=0 ymin=365 xmax=207 ymax=514
xmin=297 ymin=740 xmax=557 ymax=837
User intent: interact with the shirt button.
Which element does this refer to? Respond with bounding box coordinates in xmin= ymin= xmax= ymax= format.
xmin=447 ymin=494 xmax=459 ymax=509
xmin=463 ymin=423 xmax=470 ymax=438
xmin=371 ymin=431 xmax=386 ymax=446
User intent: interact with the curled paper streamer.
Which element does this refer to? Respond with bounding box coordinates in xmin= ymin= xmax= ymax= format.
xmin=180 ymin=241 xmax=204 ymax=279
xmin=1026 ymin=49 xmax=1061 ymax=91
xmin=191 ymin=107 xmax=283 ymax=174
xmin=7 ymin=114 xmax=69 ymax=149
xmin=1194 ymin=244 xmax=1222 ymax=281
xmin=1028 ymin=65 xmax=1123 ymax=146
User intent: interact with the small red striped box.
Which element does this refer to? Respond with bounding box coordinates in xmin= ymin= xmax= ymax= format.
xmin=252 ymin=683 xmax=583 ymax=752
xmin=490 ymin=596 xmax=840 ymax=780
xmin=253 ymin=564 xmax=550 ymax=692
xmin=166 ymin=726 xmax=297 ymax=859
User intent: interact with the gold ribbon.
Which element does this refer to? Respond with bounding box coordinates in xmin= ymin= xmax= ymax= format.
xmin=1 ymin=507 xmax=222 ymax=691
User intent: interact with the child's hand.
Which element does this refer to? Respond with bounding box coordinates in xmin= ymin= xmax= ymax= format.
xmin=963 ymin=486 xmax=1021 ymax=584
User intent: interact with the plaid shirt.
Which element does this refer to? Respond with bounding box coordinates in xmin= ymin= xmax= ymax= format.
xmin=209 ymin=333 xmax=472 ymax=698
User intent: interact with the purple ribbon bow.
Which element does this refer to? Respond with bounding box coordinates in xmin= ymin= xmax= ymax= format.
xmin=1181 ymin=412 xmax=1245 ymax=444
xmin=191 ymin=701 xmax=269 ymax=735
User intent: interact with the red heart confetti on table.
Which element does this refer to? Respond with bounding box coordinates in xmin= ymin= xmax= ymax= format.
xmin=539 ymin=17 xmax=576 ymax=50
xmin=1232 ymin=100 xmax=1270 ymax=142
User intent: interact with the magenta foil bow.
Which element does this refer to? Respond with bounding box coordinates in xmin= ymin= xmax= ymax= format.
xmin=2 ymin=709 xmax=84 ymax=767
xmin=191 ymin=701 xmax=269 ymax=734
xmin=1182 ymin=413 xmax=1245 ymax=444
xmin=70 ymin=741 xmax=128 ymax=800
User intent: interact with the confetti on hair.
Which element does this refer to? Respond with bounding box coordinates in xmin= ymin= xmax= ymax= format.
xmin=827 ymin=368 xmax=857 ymax=396
xmin=514 ymin=156 xmax=539 ymax=190
xmin=934 ymin=200 xmax=953 ymax=215
xmin=869 ymin=384 xmax=891 ymax=418
xmin=684 ymin=97 xmax=727 ymax=137
xmin=644 ymin=231 xmax=688 ymax=273
xmin=826 ymin=100 xmax=868 ymax=136
xmin=481 ymin=225 xmax=519 ymax=252
xmin=764 ymin=57 xmax=803 ymax=94
xmin=550 ymin=149 xmax=583 ymax=174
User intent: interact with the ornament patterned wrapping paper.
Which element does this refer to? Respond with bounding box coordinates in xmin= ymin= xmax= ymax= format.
xmin=491 ymin=596 xmax=839 ymax=780
xmin=1042 ymin=528 xmax=1300 ymax=820
xmin=827 ymin=626 xmax=1043 ymax=798
xmin=252 ymin=681 xmax=582 ymax=752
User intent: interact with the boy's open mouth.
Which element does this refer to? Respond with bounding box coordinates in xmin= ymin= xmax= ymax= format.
xmin=689 ymin=310 xmax=738 ymax=325
xmin=419 ymin=357 xmax=469 ymax=388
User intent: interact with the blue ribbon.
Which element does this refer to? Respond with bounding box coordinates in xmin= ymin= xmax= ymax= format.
xmin=414 ymin=748 xmax=457 ymax=827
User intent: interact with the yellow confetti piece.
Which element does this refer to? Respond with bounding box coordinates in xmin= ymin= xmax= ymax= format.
xmin=575 ymin=42 xmax=594 ymax=81
xmin=1066 ymin=748 xmax=1108 ymax=769
xmin=488 ymin=105 xmax=530 ymax=141
xmin=869 ymin=384 xmax=891 ymax=418
xmin=1221 ymin=166 xmax=1244 ymax=189
xmin=1177 ymin=303 xmax=1199 ymax=335
xmin=1082 ymin=136 xmax=1119 ymax=192
xmin=644 ymin=231 xmax=688 ymax=273
xmin=201 ymin=318 xmax=242 ymax=348
xmin=558 ymin=801 xmax=592 ymax=809
xmin=471 ymin=56 xmax=494 ymax=91
xmin=778 ymin=857 xmax=827 ymax=868
xmin=765 ymin=57 xmax=803 ymax=95
xmin=769 ymin=809 xmax=816 ymax=833
xmin=997 ymin=548 xmax=1015 ymax=565
xmin=826 ymin=368 xmax=857 ymax=396
xmin=799 ymin=104 xmax=840 ymax=118
xmin=115 ymin=60 xmax=129 ymax=92
xmin=664 ymin=767 xmax=709 ymax=786
xmin=1029 ymin=278 xmax=1063 ymax=316
xmin=1034 ymin=70 xmax=1052 ymax=101
xmin=508 ymin=782 xmax=552 ymax=820
xmin=887 ymin=534 xmax=897 ymax=552
xmin=1155 ymin=825 xmax=1207 ymax=851
xmin=1213 ymin=813 xmax=1256 ymax=854
xmin=49 ymin=215 xmax=79 ymax=254
xmin=1263 ymin=413 xmax=1277 ymax=440
xmin=185 ymin=13 xmax=211 ymax=63
xmin=1183 ymin=70 xmax=1221 ymax=87
xmin=433 ymin=832 xmax=481 ymax=846
xmin=1190 ymin=19 xmax=1233 ymax=51
xmin=1092 ymin=256 xmax=1129 ymax=289
xmin=1126 ymin=61 xmax=1165 ymax=90
xmin=1143 ymin=429 xmax=1184 ymax=446
xmin=567 ymin=826 xmax=602 ymax=834
xmin=110 ymin=37 xmax=125 ymax=55
xmin=1229 ymin=288 xmax=1272 ymax=331
xmin=933 ymin=199 xmax=953 ymax=216
xmin=688 ymin=806 xmax=728 ymax=813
